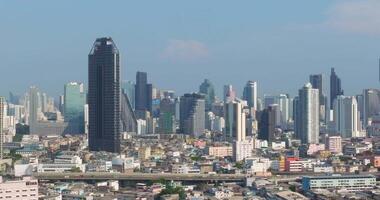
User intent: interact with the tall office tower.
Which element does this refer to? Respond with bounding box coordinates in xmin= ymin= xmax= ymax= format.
xmin=278 ymin=94 xmax=289 ymax=128
xmin=295 ymin=83 xmax=319 ymax=144
xmin=121 ymin=92 xmax=137 ymax=133
xmin=28 ymin=86 xmax=40 ymax=134
xmin=310 ymin=74 xmax=326 ymax=122
xmin=135 ymin=71 xmax=153 ymax=118
xmin=356 ymin=94 xmax=364 ymax=121
xmin=333 ymin=96 xmax=360 ymax=138
xmin=40 ymin=93 xmax=48 ymax=113
xmin=8 ymin=92 xmax=20 ymax=105
xmin=59 ymin=95 xmax=64 ymax=113
xmin=199 ymin=79 xmax=216 ymax=111
xmin=179 ymin=93 xmax=205 ymax=137
xmin=159 ymin=97 xmax=176 ymax=134
xmin=330 ymin=68 xmax=344 ymax=108
xmin=263 ymin=95 xmax=277 ymax=108
xmin=0 ymin=97 xmax=4 ymax=159
xmin=64 ymin=82 xmax=86 ymax=134
xmin=224 ymin=100 xmax=246 ymax=141
xmin=122 ymin=80 xmax=135 ymax=110
xmin=84 ymin=104 xmax=89 ymax=134
xmin=258 ymin=104 xmax=277 ymax=144
xmin=223 ymin=85 xmax=236 ymax=103
xmin=363 ymin=89 xmax=380 ymax=127
xmin=88 ymin=37 xmax=121 ymax=153
xmin=243 ymin=81 xmax=258 ymax=110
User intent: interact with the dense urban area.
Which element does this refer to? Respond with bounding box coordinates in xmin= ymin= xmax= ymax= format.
xmin=1 ymin=37 xmax=380 ymax=200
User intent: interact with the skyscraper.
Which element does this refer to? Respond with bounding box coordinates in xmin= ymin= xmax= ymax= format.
xmin=179 ymin=93 xmax=205 ymax=137
xmin=258 ymin=104 xmax=277 ymax=143
xmin=310 ymin=74 xmax=326 ymax=122
xmin=28 ymin=86 xmax=40 ymax=134
xmin=121 ymin=80 xmax=135 ymax=110
xmin=199 ymin=79 xmax=216 ymax=111
xmin=135 ymin=71 xmax=153 ymax=119
xmin=330 ymin=68 xmax=344 ymax=108
xmin=333 ymin=96 xmax=360 ymax=138
xmin=0 ymin=97 xmax=4 ymax=159
xmin=159 ymin=97 xmax=176 ymax=134
xmin=223 ymin=85 xmax=236 ymax=103
xmin=224 ymin=100 xmax=246 ymax=141
xmin=243 ymin=81 xmax=258 ymax=111
xmin=363 ymin=89 xmax=380 ymax=127
xmin=88 ymin=37 xmax=121 ymax=153
xmin=295 ymin=83 xmax=319 ymax=144
xmin=64 ymin=82 xmax=86 ymax=134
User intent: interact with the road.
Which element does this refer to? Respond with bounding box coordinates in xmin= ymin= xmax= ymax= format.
xmin=35 ymin=172 xmax=247 ymax=182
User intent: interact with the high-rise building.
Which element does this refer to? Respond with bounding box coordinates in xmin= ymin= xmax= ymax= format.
xmin=330 ymin=68 xmax=344 ymax=108
xmin=179 ymin=93 xmax=205 ymax=137
xmin=278 ymin=94 xmax=289 ymax=128
xmin=88 ymin=37 xmax=121 ymax=153
xmin=122 ymin=80 xmax=135 ymax=110
xmin=121 ymin=92 xmax=137 ymax=133
xmin=159 ymin=98 xmax=176 ymax=134
xmin=295 ymin=83 xmax=319 ymax=144
xmin=28 ymin=86 xmax=40 ymax=134
xmin=0 ymin=97 xmax=4 ymax=159
xmin=243 ymin=81 xmax=258 ymax=111
xmin=199 ymin=79 xmax=216 ymax=111
xmin=310 ymin=74 xmax=326 ymax=122
xmin=258 ymin=104 xmax=277 ymax=143
xmin=64 ymin=82 xmax=86 ymax=134
xmin=135 ymin=71 xmax=153 ymax=118
xmin=363 ymin=89 xmax=380 ymax=127
xmin=224 ymin=100 xmax=246 ymax=141
xmin=333 ymin=96 xmax=360 ymax=138
xmin=223 ymin=85 xmax=236 ymax=103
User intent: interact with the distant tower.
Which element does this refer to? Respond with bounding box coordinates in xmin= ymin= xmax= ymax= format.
xmin=223 ymin=85 xmax=236 ymax=102
xmin=243 ymin=81 xmax=258 ymax=111
xmin=295 ymin=83 xmax=319 ymax=144
xmin=333 ymin=96 xmax=360 ymax=138
xmin=224 ymin=99 xmax=246 ymax=141
xmin=0 ymin=97 xmax=4 ymax=159
xmin=179 ymin=93 xmax=205 ymax=137
xmin=64 ymin=82 xmax=86 ymax=134
xmin=28 ymin=86 xmax=40 ymax=134
xmin=135 ymin=71 xmax=153 ymax=119
xmin=88 ymin=37 xmax=121 ymax=153
xmin=199 ymin=79 xmax=216 ymax=111
xmin=258 ymin=104 xmax=277 ymax=144
xmin=330 ymin=68 xmax=344 ymax=108
xmin=310 ymin=74 xmax=326 ymax=122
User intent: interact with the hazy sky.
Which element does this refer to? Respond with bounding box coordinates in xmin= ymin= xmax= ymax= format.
xmin=1 ymin=0 xmax=380 ymax=99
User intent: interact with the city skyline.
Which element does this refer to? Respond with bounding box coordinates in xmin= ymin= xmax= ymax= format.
xmin=2 ymin=1 xmax=380 ymax=98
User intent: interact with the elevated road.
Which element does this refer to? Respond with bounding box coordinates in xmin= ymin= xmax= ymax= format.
xmin=35 ymin=172 xmax=247 ymax=182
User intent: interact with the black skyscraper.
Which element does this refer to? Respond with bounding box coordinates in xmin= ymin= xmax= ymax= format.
xmin=330 ymin=68 xmax=343 ymax=108
xmin=258 ymin=105 xmax=277 ymax=143
xmin=135 ymin=71 xmax=152 ymax=118
xmin=88 ymin=37 xmax=121 ymax=153
xmin=309 ymin=74 xmax=324 ymax=105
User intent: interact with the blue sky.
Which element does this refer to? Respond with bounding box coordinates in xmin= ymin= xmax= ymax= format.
xmin=1 ymin=0 xmax=380 ymax=98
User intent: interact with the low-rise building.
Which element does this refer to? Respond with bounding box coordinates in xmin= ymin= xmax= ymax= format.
xmin=302 ymin=175 xmax=376 ymax=191
xmin=0 ymin=177 xmax=38 ymax=200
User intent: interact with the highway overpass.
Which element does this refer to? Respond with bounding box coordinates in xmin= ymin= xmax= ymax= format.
xmin=35 ymin=172 xmax=247 ymax=182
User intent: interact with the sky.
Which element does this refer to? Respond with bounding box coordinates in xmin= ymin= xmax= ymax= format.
xmin=1 ymin=0 xmax=380 ymax=99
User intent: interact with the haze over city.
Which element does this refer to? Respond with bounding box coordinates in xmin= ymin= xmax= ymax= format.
xmin=2 ymin=0 xmax=380 ymax=97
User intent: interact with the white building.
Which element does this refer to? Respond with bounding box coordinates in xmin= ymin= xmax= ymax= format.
xmin=302 ymin=175 xmax=376 ymax=191
xmin=37 ymin=163 xmax=85 ymax=173
xmin=333 ymin=96 xmax=360 ymax=138
xmin=233 ymin=140 xmax=253 ymax=162
xmin=295 ymin=83 xmax=319 ymax=144
xmin=224 ymin=99 xmax=246 ymax=141
xmin=0 ymin=177 xmax=38 ymax=200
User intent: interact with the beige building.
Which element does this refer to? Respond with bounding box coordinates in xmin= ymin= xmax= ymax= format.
xmin=0 ymin=176 xmax=38 ymax=200
xmin=207 ymin=146 xmax=233 ymax=157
